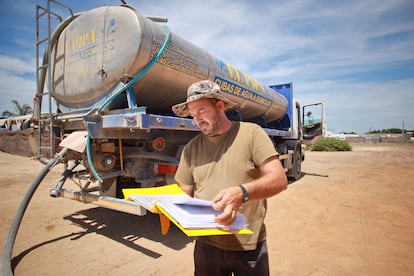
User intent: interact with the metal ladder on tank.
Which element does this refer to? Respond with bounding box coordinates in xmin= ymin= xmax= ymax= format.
xmin=34 ymin=0 xmax=73 ymax=159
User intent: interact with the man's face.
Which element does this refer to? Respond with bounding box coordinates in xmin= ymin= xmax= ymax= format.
xmin=188 ymin=99 xmax=221 ymax=137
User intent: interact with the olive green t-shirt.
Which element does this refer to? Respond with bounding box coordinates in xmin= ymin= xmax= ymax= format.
xmin=174 ymin=121 xmax=278 ymax=250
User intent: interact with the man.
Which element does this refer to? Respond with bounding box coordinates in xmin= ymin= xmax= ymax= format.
xmin=172 ymin=80 xmax=288 ymax=276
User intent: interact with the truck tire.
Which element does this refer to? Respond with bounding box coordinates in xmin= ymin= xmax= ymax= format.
xmin=289 ymin=148 xmax=302 ymax=180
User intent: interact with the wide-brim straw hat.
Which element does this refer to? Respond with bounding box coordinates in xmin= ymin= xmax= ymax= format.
xmin=172 ymin=80 xmax=236 ymax=117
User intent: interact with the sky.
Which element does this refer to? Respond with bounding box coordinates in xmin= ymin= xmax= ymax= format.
xmin=0 ymin=0 xmax=413 ymax=134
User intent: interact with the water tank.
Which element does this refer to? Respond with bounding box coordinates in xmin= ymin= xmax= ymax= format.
xmin=50 ymin=5 xmax=288 ymax=122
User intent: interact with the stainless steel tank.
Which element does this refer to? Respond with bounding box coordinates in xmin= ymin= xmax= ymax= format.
xmin=50 ymin=5 xmax=288 ymax=122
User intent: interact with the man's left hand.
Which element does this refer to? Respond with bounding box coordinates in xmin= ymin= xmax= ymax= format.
xmin=212 ymin=186 xmax=243 ymax=226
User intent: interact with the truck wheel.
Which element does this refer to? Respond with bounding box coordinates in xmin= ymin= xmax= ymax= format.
xmin=289 ymin=149 xmax=302 ymax=180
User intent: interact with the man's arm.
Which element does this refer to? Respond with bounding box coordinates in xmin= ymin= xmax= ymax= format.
xmin=178 ymin=183 xmax=194 ymax=197
xmin=212 ymin=156 xmax=288 ymax=226
xmin=242 ymin=156 xmax=288 ymax=200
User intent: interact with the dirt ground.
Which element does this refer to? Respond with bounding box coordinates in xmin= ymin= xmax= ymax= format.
xmin=1 ymin=142 xmax=414 ymax=275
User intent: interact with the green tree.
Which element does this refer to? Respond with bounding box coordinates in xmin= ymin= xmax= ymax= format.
xmin=2 ymin=100 xmax=32 ymax=118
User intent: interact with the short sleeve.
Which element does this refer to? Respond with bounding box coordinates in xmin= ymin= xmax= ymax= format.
xmin=251 ymin=124 xmax=279 ymax=167
xmin=174 ymin=144 xmax=195 ymax=186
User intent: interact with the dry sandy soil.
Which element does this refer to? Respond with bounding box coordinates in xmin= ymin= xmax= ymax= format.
xmin=1 ymin=142 xmax=414 ymax=275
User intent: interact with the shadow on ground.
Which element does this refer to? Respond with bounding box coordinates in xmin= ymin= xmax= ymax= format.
xmin=11 ymin=207 xmax=193 ymax=270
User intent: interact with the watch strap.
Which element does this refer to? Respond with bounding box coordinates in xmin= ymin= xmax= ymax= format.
xmin=239 ymin=184 xmax=249 ymax=203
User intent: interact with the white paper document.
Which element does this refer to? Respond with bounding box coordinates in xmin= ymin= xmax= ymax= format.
xmin=129 ymin=193 xmax=247 ymax=230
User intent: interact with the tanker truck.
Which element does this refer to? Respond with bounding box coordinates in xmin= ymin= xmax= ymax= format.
xmin=29 ymin=2 xmax=324 ymax=215
xmin=1 ymin=3 xmax=327 ymax=273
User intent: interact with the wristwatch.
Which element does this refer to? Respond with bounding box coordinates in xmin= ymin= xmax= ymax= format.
xmin=239 ymin=184 xmax=249 ymax=203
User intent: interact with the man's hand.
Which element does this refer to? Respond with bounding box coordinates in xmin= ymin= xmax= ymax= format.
xmin=211 ymin=186 xmax=243 ymax=226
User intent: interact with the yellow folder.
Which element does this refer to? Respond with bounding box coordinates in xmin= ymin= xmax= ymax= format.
xmin=123 ymin=184 xmax=253 ymax=236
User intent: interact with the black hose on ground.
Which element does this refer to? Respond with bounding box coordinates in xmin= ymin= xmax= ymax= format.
xmin=1 ymin=148 xmax=67 ymax=276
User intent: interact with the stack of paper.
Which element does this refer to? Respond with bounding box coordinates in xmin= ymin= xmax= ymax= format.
xmin=123 ymin=184 xmax=253 ymax=236
xmin=129 ymin=193 xmax=248 ymax=231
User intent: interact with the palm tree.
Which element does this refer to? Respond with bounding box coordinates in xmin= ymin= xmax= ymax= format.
xmin=2 ymin=100 xmax=32 ymax=118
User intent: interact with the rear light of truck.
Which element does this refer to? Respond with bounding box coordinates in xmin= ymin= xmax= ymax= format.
xmin=156 ymin=163 xmax=178 ymax=174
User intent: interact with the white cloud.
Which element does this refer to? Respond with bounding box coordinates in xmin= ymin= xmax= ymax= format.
xmin=0 ymin=55 xmax=34 ymax=73
xmin=0 ymin=53 xmax=36 ymax=115
xmin=0 ymin=69 xmax=36 ymax=114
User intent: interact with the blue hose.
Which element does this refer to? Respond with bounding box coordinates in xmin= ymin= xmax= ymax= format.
xmin=86 ymin=26 xmax=171 ymax=182
xmin=97 ymin=26 xmax=171 ymax=113
xmin=86 ymin=134 xmax=102 ymax=182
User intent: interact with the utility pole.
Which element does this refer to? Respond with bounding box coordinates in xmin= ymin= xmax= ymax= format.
xmin=402 ymin=120 xmax=405 ymax=135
